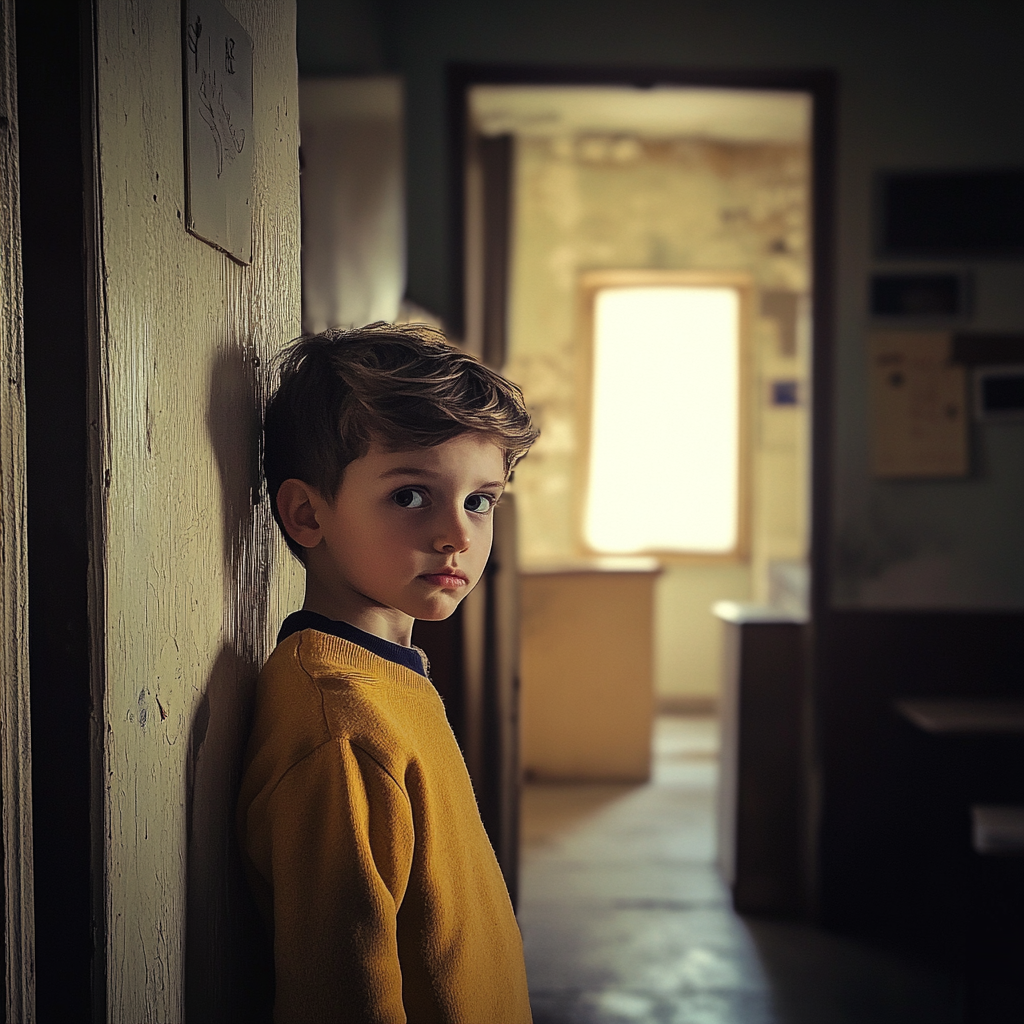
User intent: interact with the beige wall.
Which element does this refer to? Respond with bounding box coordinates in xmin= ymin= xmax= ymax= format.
xmin=655 ymin=563 xmax=752 ymax=702
xmin=506 ymin=132 xmax=810 ymax=701
xmin=90 ymin=2 xmax=303 ymax=1020
xmin=299 ymin=76 xmax=405 ymax=332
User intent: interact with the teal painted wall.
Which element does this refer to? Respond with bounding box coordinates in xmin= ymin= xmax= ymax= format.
xmin=297 ymin=0 xmax=1024 ymax=609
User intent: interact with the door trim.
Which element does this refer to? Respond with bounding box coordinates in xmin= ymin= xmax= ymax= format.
xmin=445 ymin=63 xmax=838 ymax=917
xmin=1 ymin=2 xmax=37 ymax=1018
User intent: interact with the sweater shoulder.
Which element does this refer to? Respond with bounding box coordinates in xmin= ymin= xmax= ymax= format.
xmin=245 ymin=629 xmax=446 ymax=790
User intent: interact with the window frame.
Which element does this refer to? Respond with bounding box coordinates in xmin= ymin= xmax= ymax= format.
xmin=576 ymin=268 xmax=754 ymax=563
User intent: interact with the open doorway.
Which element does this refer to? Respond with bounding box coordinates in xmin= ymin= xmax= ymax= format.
xmin=458 ymin=79 xmax=814 ymax=775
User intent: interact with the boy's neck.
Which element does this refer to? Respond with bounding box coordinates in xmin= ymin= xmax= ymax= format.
xmin=301 ymin=577 xmax=415 ymax=648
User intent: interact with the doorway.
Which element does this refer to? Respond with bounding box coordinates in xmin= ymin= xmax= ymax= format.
xmin=448 ymin=66 xmax=837 ymax=983
xmin=453 ymin=74 xmax=824 ymax=774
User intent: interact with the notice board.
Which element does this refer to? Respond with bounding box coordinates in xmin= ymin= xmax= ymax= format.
xmin=869 ymin=331 xmax=968 ymax=478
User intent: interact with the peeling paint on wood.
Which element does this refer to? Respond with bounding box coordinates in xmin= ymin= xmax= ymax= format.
xmin=88 ymin=2 xmax=302 ymax=1020
xmin=0 ymin=1 xmax=37 ymax=1019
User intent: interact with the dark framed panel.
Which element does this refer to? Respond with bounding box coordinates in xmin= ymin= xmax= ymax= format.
xmin=876 ymin=168 xmax=1024 ymax=259
xmin=973 ymin=365 xmax=1024 ymax=422
xmin=952 ymin=332 xmax=1024 ymax=368
xmin=869 ymin=272 xmax=971 ymax=320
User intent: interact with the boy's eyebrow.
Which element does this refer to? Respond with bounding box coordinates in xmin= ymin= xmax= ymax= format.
xmin=379 ymin=466 xmax=440 ymax=478
xmin=379 ymin=466 xmax=505 ymax=489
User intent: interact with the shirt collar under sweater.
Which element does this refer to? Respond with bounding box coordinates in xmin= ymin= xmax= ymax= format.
xmin=277 ymin=610 xmax=429 ymax=677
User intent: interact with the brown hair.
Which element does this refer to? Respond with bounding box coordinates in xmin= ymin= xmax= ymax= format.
xmin=263 ymin=322 xmax=538 ymax=555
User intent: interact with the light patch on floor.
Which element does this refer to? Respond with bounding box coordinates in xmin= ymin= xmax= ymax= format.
xmin=519 ymin=715 xmax=963 ymax=1024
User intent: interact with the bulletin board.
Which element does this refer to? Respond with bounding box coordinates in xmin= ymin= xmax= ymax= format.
xmin=869 ymin=331 xmax=968 ymax=478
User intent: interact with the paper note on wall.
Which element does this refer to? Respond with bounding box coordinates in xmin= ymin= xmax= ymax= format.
xmin=183 ymin=0 xmax=254 ymax=264
xmin=869 ymin=331 xmax=968 ymax=478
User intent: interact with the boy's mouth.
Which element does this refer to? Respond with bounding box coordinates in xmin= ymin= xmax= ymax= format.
xmin=418 ymin=568 xmax=469 ymax=588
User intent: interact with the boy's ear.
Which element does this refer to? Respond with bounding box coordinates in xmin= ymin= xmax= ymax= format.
xmin=276 ymin=479 xmax=324 ymax=550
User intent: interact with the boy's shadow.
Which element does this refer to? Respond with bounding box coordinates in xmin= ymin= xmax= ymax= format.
xmin=184 ymin=347 xmax=277 ymax=1023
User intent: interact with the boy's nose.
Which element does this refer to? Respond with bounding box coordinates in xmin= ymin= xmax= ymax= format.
xmin=433 ymin=507 xmax=471 ymax=553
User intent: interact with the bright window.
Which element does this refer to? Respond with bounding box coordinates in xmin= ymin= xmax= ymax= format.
xmin=584 ymin=278 xmax=746 ymax=556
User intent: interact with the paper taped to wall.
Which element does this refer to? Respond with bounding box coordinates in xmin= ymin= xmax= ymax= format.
xmin=869 ymin=331 xmax=967 ymax=478
xmin=184 ymin=0 xmax=254 ymax=263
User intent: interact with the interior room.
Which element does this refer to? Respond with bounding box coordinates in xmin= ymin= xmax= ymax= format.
xmin=5 ymin=1 xmax=1024 ymax=1023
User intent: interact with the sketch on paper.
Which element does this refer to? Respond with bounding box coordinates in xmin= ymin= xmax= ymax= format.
xmin=183 ymin=0 xmax=254 ymax=264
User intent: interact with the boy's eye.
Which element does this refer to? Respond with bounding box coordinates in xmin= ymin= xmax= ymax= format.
xmin=392 ymin=488 xmax=427 ymax=509
xmin=464 ymin=493 xmax=496 ymax=514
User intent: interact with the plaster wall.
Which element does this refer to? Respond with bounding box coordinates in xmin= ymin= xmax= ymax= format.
xmin=299 ymin=76 xmax=406 ymax=333
xmin=90 ymin=2 xmax=303 ymax=1019
xmin=299 ymin=0 xmax=1024 ymax=611
xmin=507 ymin=134 xmax=810 ymax=698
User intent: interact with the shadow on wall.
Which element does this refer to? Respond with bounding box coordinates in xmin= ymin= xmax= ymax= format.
xmin=185 ymin=346 xmax=279 ymax=1023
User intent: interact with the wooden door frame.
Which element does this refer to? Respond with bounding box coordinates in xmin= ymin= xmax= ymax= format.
xmin=15 ymin=0 xmax=102 ymax=1018
xmin=445 ymin=63 xmax=838 ymax=915
xmin=1 ymin=2 xmax=36 ymax=1018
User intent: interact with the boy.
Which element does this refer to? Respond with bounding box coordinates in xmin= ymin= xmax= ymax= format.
xmin=237 ymin=323 xmax=538 ymax=1024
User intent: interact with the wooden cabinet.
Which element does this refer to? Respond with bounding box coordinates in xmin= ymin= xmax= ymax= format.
xmin=520 ymin=562 xmax=660 ymax=783
xmin=715 ymin=601 xmax=807 ymax=916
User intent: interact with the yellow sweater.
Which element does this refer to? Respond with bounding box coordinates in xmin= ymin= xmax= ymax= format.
xmin=237 ymin=627 xmax=533 ymax=1024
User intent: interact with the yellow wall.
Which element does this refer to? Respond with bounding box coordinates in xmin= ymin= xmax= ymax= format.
xmin=91 ymin=2 xmax=303 ymax=1019
xmin=506 ymin=133 xmax=810 ymax=701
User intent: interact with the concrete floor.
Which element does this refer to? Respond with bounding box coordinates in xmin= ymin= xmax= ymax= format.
xmin=519 ymin=716 xmax=964 ymax=1024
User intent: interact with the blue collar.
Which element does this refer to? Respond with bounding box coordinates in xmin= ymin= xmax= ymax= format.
xmin=277 ymin=610 xmax=428 ymax=677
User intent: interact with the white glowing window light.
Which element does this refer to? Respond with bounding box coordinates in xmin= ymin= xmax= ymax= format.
xmin=585 ymin=286 xmax=741 ymax=554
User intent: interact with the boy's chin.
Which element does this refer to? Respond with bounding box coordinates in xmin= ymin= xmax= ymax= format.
xmin=411 ymin=595 xmax=467 ymax=622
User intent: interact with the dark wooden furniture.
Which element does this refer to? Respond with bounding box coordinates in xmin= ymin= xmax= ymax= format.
xmin=896 ymin=699 xmax=1024 ymax=736
xmin=715 ymin=601 xmax=807 ymax=916
xmin=895 ymin=695 xmax=1024 ymax=1021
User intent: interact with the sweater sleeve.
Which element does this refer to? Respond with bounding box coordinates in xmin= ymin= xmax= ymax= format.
xmin=265 ymin=738 xmax=415 ymax=1024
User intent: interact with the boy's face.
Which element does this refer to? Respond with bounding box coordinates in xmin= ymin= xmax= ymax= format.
xmin=290 ymin=433 xmax=506 ymax=636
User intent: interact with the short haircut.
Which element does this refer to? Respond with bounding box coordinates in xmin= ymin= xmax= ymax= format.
xmin=264 ymin=322 xmax=538 ymax=556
